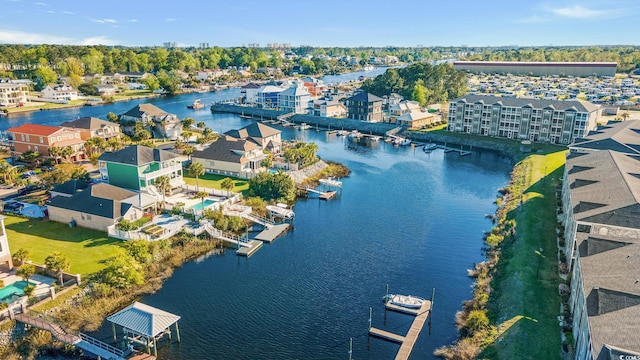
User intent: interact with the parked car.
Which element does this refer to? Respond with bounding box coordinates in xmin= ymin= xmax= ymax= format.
xmin=18 ymin=184 xmax=44 ymax=196
xmin=3 ymin=201 xmax=23 ymax=213
xmin=20 ymin=171 xmax=36 ymax=179
xmin=40 ymin=165 xmax=54 ymax=172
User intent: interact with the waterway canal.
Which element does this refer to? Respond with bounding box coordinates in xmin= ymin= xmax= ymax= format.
xmin=1 ymin=76 xmax=512 ymax=359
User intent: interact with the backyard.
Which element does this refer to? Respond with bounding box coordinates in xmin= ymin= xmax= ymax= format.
xmin=4 ymin=215 xmax=122 ymax=276
xmin=182 ymin=171 xmax=249 ymax=194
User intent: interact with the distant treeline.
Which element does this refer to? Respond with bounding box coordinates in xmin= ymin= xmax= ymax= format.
xmin=463 ymin=46 xmax=640 ymax=73
xmin=360 ymin=63 xmax=468 ymax=105
xmin=0 ymin=44 xmax=443 ymax=76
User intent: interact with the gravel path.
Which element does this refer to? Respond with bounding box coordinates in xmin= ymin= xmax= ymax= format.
xmin=287 ymin=160 xmax=329 ymax=184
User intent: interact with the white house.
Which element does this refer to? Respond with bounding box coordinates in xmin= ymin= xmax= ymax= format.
xmin=0 ymin=82 xmax=29 ymax=107
xmin=41 ymin=85 xmax=78 ymax=102
xmin=278 ymin=81 xmax=311 ymax=114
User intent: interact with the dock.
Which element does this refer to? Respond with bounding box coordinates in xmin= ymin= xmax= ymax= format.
xmin=319 ymin=191 xmax=337 ymax=200
xmin=255 ymin=223 xmax=290 ymax=243
xmin=236 ymin=240 xmax=263 ymax=257
xmin=369 ymin=300 xmax=432 ymax=360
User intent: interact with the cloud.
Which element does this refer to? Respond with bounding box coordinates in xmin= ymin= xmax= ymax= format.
xmin=62 ymin=11 xmax=73 ymax=14
xmin=0 ymin=29 xmax=118 ymax=45
xmin=128 ymin=18 xmax=138 ymax=23
xmin=165 ymin=18 xmax=176 ymax=22
xmin=89 ymin=18 xmax=105 ymax=24
xmin=89 ymin=18 xmax=117 ymax=24
xmin=546 ymin=4 xmax=628 ymax=19
xmin=46 ymin=10 xmax=54 ymax=13
xmin=515 ymin=15 xmax=551 ymax=23
xmin=33 ymin=1 xmax=47 ymax=5
xmin=103 ymin=18 xmax=117 ymax=24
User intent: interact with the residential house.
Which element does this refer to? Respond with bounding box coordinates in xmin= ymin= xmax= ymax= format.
xmin=120 ymin=103 xmax=182 ymax=139
xmin=256 ymin=84 xmax=286 ymax=108
xmin=7 ymin=124 xmax=85 ymax=161
xmin=120 ymin=72 xmax=150 ymax=82
xmin=48 ymin=183 xmax=146 ymax=232
xmin=345 ymin=90 xmax=383 ymax=122
xmin=50 ymin=179 xmax=90 ymax=198
xmin=312 ymin=99 xmax=347 ymax=118
xmin=225 ymin=122 xmax=282 ymax=154
xmin=448 ymin=94 xmax=601 ymax=144
xmin=388 ymin=100 xmax=438 ymax=129
xmin=0 ymin=82 xmax=29 ymax=107
xmin=240 ymin=83 xmax=262 ymax=104
xmin=0 ymin=216 xmax=13 ymax=271
xmin=256 ymin=67 xmax=280 ymax=76
xmin=301 ymin=77 xmax=327 ymax=97
xmin=278 ymin=82 xmax=311 ymax=114
xmin=191 ymin=137 xmax=267 ymax=179
xmin=98 ymin=145 xmax=185 ymax=192
xmin=94 ymin=84 xmax=118 ymax=96
xmin=60 ymin=117 xmax=121 ymax=140
xmin=41 ymin=84 xmax=78 ymax=102
xmin=195 ymin=69 xmax=228 ymax=82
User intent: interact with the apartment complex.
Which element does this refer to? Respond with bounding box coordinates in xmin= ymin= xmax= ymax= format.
xmin=7 ymin=124 xmax=85 ymax=160
xmin=561 ymin=120 xmax=640 ymax=359
xmin=0 ymin=82 xmax=29 ymax=107
xmin=448 ymin=95 xmax=600 ymax=144
xmin=453 ymin=61 xmax=618 ymax=77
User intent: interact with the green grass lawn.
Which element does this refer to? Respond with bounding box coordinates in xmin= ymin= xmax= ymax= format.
xmin=4 ymin=215 xmax=122 ymax=276
xmin=480 ymin=150 xmax=566 ymax=359
xmin=183 ymin=170 xmax=249 ymax=194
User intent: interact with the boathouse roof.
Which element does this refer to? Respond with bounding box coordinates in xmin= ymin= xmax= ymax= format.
xmin=107 ymin=302 xmax=181 ymax=338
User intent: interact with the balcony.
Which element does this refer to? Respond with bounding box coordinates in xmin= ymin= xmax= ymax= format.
xmin=139 ymin=163 xmax=182 ymax=181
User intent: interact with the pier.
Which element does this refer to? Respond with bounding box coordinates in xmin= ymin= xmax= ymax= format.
xmin=236 ymin=240 xmax=263 ymax=257
xmin=368 ymin=289 xmax=435 ymax=360
xmin=255 ymin=223 xmax=290 ymax=243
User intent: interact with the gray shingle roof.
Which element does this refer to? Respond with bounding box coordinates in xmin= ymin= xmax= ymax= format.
xmin=567 ymin=150 xmax=640 ymax=229
xmin=98 ymin=145 xmax=181 ymax=166
xmin=122 ymin=103 xmax=172 ymax=119
xmin=192 ymin=137 xmax=257 ymax=163
xmin=346 ymin=91 xmax=383 ymax=103
xmin=224 ymin=123 xmax=280 ymax=144
xmin=571 ymin=120 xmax=640 ymax=156
xmin=452 ymin=94 xmax=599 ymax=113
xmin=60 ymin=117 xmax=116 ymax=131
xmin=48 ymin=183 xmax=135 ymax=218
xmin=106 ymin=302 xmax=180 ymax=338
xmin=51 ymin=179 xmax=89 ymax=196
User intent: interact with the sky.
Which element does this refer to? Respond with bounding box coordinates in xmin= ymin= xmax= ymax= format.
xmin=0 ymin=0 xmax=638 ymax=47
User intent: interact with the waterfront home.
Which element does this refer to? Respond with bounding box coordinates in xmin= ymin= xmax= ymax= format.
xmin=41 ymin=84 xmax=78 ymax=102
xmin=0 ymin=82 xmax=29 ymax=107
xmin=98 ymin=145 xmax=185 ymax=192
xmin=48 ymin=183 xmax=148 ymax=232
xmin=278 ymin=82 xmax=311 ymax=114
xmin=6 ymin=124 xmax=85 ymax=161
xmin=50 ymin=179 xmax=89 ymax=198
xmin=196 ymin=69 xmax=228 ymax=82
xmin=256 ymin=84 xmax=286 ymax=109
xmin=311 ymin=99 xmax=347 ymax=118
xmin=301 ymin=77 xmax=327 ymax=97
xmin=120 ymin=103 xmax=182 ymax=140
xmin=0 ymin=216 xmax=13 ymax=271
xmin=448 ymin=95 xmax=601 ymax=144
xmin=94 ymin=84 xmax=118 ymax=96
xmin=345 ymin=90 xmax=383 ymax=122
xmin=388 ymin=100 xmax=438 ymax=129
xmin=225 ymin=122 xmax=282 ymax=154
xmin=60 ymin=117 xmax=121 ymax=141
xmin=241 ymin=82 xmax=262 ymax=104
xmin=191 ymin=137 xmax=267 ymax=179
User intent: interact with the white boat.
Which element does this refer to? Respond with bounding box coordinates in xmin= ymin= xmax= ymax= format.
xmin=336 ymin=130 xmax=348 ymax=136
xmin=423 ymin=143 xmax=438 ymax=152
xmin=187 ymin=99 xmax=204 ymax=109
xmin=298 ymin=123 xmax=312 ymax=130
xmin=382 ymin=294 xmax=426 ymax=309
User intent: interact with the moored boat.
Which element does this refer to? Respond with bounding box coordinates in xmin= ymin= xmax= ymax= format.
xmin=382 ymin=294 xmax=426 ymax=309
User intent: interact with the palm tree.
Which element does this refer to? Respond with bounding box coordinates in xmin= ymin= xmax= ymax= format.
xmin=196 ymin=191 xmax=208 ymax=216
xmin=221 ymin=177 xmax=234 ymax=197
xmin=45 ymin=251 xmax=70 ymax=286
xmin=0 ymin=161 xmax=17 ymax=185
xmin=188 ymin=161 xmax=205 ymax=192
xmin=12 ymin=247 xmax=30 ymax=266
xmin=17 ymin=263 xmax=35 ymax=284
xmin=621 ymin=112 xmax=630 ymax=121
xmin=154 ymin=175 xmax=170 ymax=210
xmin=84 ymin=137 xmax=106 ymax=156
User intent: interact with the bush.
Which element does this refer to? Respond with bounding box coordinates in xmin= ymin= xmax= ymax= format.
xmin=117 ymin=215 xmax=152 ymax=231
xmin=466 ymin=309 xmax=489 ymax=335
xmin=23 ymin=285 xmax=35 ymax=297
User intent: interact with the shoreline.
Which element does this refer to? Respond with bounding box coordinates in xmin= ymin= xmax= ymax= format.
xmin=2 ymin=93 xmax=162 ymax=116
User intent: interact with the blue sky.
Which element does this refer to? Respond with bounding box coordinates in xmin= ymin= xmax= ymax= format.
xmin=0 ymin=0 xmax=638 ymax=47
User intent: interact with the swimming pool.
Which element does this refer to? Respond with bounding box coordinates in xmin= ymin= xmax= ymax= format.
xmin=0 ymin=280 xmax=35 ymax=303
xmin=189 ymin=199 xmax=217 ymax=211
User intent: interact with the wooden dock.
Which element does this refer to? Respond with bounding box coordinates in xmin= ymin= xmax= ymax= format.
xmin=236 ymin=240 xmax=263 ymax=257
xmin=369 ymin=300 xmax=432 ymax=360
xmin=319 ymin=191 xmax=337 ymax=200
xmin=255 ymin=223 xmax=290 ymax=243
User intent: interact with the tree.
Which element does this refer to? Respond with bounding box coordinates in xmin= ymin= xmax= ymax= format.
xmin=196 ymin=121 xmax=206 ymax=129
xmin=124 ymin=240 xmax=152 ymax=264
xmin=248 ymin=171 xmax=296 ymax=203
xmin=12 ymin=247 xmax=30 ymax=266
xmin=16 ymin=263 xmax=36 ymax=284
xmin=107 ymin=112 xmax=119 ymax=122
xmin=221 ymin=177 xmax=234 ymax=197
xmin=412 ymin=79 xmax=428 ymax=107
xmin=101 ymin=251 xmax=144 ymax=289
xmin=0 ymin=161 xmax=17 ymax=185
xmin=39 ymin=163 xmax=89 ymax=186
xmin=195 ymin=191 xmax=208 ymax=220
xmin=45 ymin=251 xmax=70 ymax=286
xmin=34 ymin=66 xmax=58 ymax=89
xmin=621 ymin=112 xmax=630 ymax=121
xmin=183 ymin=145 xmax=195 ymax=158
xmin=84 ymin=137 xmax=106 ymax=156
xmin=141 ymin=74 xmax=160 ymax=91
xmin=181 ymin=117 xmax=195 ymax=129
xmin=68 ymin=74 xmax=83 ymax=89
xmin=189 ymin=162 xmax=205 ymax=192
xmin=154 ymin=175 xmax=171 ymax=209
xmin=19 ymin=151 xmax=41 ymax=168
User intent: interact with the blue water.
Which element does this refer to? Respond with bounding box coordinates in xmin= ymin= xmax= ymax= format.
xmin=189 ymin=199 xmax=217 ymax=211
xmin=0 ymin=280 xmax=35 ymax=303
xmin=2 ymin=85 xmax=512 ymax=359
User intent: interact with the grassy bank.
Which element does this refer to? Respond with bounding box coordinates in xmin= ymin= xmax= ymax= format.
xmin=480 ymin=150 xmax=565 ymax=358
xmin=183 ymin=171 xmax=249 ymax=194
xmin=5 ymin=215 xmax=121 ymax=276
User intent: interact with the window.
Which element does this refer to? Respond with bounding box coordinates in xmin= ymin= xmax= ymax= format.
xmin=25 ymin=135 xmax=30 ymax=141
xmin=21 ymin=134 xmax=25 ymax=141
xmin=39 ymin=136 xmax=43 ymax=143
xmin=75 ymin=133 xmax=79 ymax=138
xmin=57 ymin=136 xmax=61 ymax=141
xmin=577 ymin=224 xmax=591 ymax=233
xmin=50 ymin=137 xmax=55 ymax=142
xmin=34 ymin=146 xmax=38 ymax=153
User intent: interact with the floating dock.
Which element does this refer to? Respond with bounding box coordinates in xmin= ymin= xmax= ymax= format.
xmin=255 ymin=223 xmax=290 ymax=243
xmin=236 ymin=240 xmax=263 ymax=257
xmin=369 ymin=299 xmax=432 ymax=360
